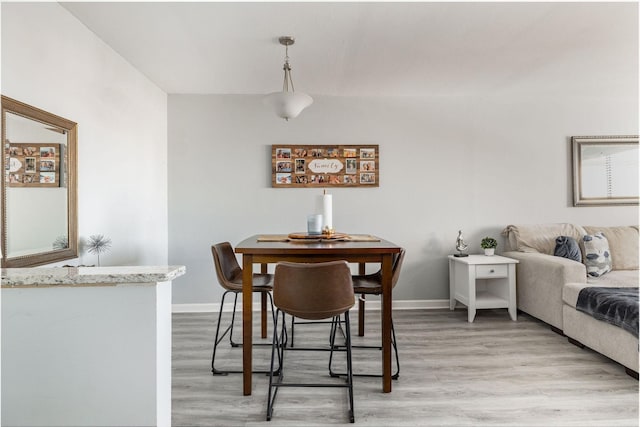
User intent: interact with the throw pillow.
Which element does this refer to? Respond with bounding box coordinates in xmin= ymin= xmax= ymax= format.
xmin=582 ymin=232 xmax=613 ymax=277
xmin=554 ymin=236 xmax=582 ymax=262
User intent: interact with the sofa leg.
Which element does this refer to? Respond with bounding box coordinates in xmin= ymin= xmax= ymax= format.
xmin=625 ymin=368 xmax=639 ymax=380
xmin=567 ymin=337 xmax=585 ymax=349
xmin=550 ymin=325 xmax=565 ymax=336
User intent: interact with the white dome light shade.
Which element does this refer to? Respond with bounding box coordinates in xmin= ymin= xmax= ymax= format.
xmin=265 ymin=36 xmax=313 ymax=121
xmin=263 ymin=91 xmax=313 ymax=120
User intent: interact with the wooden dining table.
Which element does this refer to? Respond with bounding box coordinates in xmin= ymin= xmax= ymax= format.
xmin=235 ymin=234 xmax=402 ymax=396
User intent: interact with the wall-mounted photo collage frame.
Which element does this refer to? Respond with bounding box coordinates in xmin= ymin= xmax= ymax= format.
xmin=5 ymin=142 xmax=62 ymax=188
xmin=272 ymin=144 xmax=379 ymax=188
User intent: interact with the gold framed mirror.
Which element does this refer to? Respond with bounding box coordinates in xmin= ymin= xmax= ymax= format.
xmin=1 ymin=96 xmax=78 ymax=267
xmin=571 ymin=135 xmax=639 ymax=207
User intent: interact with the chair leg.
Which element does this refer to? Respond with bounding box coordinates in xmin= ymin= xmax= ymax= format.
xmin=328 ymin=316 xmax=400 ymax=380
xmin=261 ymin=291 xmax=268 ymax=339
xmin=267 ymin=310 xmax=286 ymax=421
xmin=358 ymin=294 xmax=365 ymax=336
xmin=344 ymin=311 xmax=355 ymax=423
xmin=213 ymin=290 xmax=280 ymax=376
xmin=231 ymin=291 xmax=275 ymax=348
xmin=390 ymin=318 xmax=400 ymax=379
xmin=211 ymin=290 xmax=235 ymax=375
xmin=229 ymin=292 xmax=241 ymax=347
xmin=270 ymin=313 xmax=354 ymax=423
xmin=328 ymin=314 xmax=355 ymax=423
xmin=290 ymin=315 xmax=296 ymax=348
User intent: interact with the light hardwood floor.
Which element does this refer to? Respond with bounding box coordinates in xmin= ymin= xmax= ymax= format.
xmin=172 ymin=309 xmax=638 ymax=426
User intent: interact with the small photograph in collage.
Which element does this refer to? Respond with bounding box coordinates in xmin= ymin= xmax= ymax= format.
xmin=343 ymin=175 xmax=356 ymax=184
xmin=360 ymin=161 xmax=375 ymax=171
xmin=343 ymin=148 xmax=357 ymax=158
xmin=360 ymin=173 xmax=375 ymax=184
xmin=276 ymin=161 xmax=292 ymax=172
xmin=360 ymin=148 xmax=375 ymax=159
xmin=294 ymin=148 xmax=307 ymax=157
xmin=346 ymin=159 xmax=357 ymax=174
xmin=276 ymin=173 xmax=291 ymax=184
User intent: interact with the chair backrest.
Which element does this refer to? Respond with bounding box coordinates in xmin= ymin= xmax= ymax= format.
xmin=390 ymin=248 xmax=406 ymax=289
xmin=211 ymin=242 xmax=242 ymax=291
xmin=274 ymin=261 xmax=355 ymax=320
xmin=369 ymin=248 xmax=405 ymax=289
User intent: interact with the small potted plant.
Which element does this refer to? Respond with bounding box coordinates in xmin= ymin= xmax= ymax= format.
xmin=481 ymin=237 xmax=498 ymax=256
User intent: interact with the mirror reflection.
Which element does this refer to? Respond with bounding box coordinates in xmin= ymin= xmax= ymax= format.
xmin=2 ymin=96 xmax=78 ymax=267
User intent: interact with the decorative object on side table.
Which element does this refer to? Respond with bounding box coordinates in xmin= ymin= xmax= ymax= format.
xmin=481 ymin=236 xmax=498 ymax=256
xmin=454 ymin=230 xmax=469 ymax=257
xmin=86 ymin=234 xmax=112 ymax=266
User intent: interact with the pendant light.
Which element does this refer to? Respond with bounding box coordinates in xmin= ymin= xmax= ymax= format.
xmin=263 ymin=36 xmax=313 ymax=121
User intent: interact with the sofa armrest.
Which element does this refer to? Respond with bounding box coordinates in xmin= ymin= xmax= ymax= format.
xmin=502 ymin=251 xmax=586 ymax=330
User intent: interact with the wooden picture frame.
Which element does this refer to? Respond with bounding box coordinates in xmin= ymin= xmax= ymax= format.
xmin=5 ymin=142 xmax=62 ymax=187
xmin=272 ymin=144 xmax=379 ymax=188
xmin=571 ymin=135 xmax=638 ymax=206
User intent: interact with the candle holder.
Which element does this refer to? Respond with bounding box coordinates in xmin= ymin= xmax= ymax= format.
xmin=323 ymin=226 xmax=335 ymax=237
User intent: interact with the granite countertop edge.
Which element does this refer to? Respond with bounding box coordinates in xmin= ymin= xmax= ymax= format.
xmin=1 ymin=265 xmax=186 ymax=287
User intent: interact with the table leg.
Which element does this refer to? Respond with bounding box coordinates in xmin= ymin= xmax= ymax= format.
xmin=261 ymin=263 xmax=268 ymax=338
xmin=242 ymin=255 xmax=254 ymax=396
xmin=508 ymin=264 xmax=517 ymax=321
xmin=381 ymin=253 xmax=393 ymax=393
xmin=358 ymin=263 xmax=366 ymax=337
xmin=448 ymin=259 xmax=456 ymax=310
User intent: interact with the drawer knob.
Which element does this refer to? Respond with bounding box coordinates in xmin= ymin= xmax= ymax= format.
xmin=490 ymin=269 xmax=495 ymax=273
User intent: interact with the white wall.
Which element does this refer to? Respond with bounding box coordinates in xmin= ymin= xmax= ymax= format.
xmin=2 ymin=282 xmax=172 ymax=426
xmin=168 ymin=93 xmax=638 ymax=304
xmin=1 ymin=2 xmax=168 ymax=266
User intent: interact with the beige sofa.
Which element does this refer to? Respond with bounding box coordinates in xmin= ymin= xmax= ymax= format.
xmin=502 ymin=224 xmax=638 ymax=375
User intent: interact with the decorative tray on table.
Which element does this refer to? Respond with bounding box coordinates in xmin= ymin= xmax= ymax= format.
xmin=287 ymin=232 xmax=350 ymax=241
xmin=256 ymin=234 xmax=381 ymax=243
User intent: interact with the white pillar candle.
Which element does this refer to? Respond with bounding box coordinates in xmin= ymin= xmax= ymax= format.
xmin=322 ymin=192 xmax=333 ymax=230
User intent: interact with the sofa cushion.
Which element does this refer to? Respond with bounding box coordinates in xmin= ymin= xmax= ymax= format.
xmin=562 ymin=270 xmax=639 ymax=309
xmin=554 ymin=236 xmax=582 ymax=262
xmin=502 ymin=224 xmax=587 ymax=255
xmin=582 ymin=232 xmax=612 ymax=277
xmin=583 ymin=226 xmax=639 ymax=271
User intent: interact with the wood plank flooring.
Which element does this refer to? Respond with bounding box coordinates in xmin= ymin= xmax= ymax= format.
xmin=172 ymin=309 xmax=638 ymax=426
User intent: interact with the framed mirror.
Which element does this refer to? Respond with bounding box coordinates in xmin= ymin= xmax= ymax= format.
xmin=1 ymin=96 xmax=78 ymax=267
xmin=572 ymin=135 xmax=639 ymax=207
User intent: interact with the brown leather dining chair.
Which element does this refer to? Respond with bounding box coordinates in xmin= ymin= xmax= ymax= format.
xmin=330 ymin=248 xmax=405 ymax=379
xmin=210 ymin=242 xmax=276 ymax=375
xmin=267 ymin=261 xmax=356 ymax=423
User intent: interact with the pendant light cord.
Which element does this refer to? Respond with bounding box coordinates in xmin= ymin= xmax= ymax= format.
xmin=282 ymin=44 xmax=295 ymax=93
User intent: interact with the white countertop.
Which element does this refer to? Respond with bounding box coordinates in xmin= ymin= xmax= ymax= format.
xmin=1 ymin=265 xmax=186 ymax=287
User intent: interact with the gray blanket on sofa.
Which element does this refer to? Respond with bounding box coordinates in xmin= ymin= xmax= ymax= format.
xmin=576 ymin=287 xmax=639 ymax=337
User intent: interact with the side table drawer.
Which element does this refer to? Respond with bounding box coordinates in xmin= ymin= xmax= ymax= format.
xmin=476 ymin=264 xmax=508 ymax=278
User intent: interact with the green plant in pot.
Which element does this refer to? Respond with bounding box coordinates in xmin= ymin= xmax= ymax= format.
xmin=481 ymin=237 xmax=498 ymax=256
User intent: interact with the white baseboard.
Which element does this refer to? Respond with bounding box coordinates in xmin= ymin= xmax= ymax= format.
xmin=172 ymin=299 xmax=453 ymax=313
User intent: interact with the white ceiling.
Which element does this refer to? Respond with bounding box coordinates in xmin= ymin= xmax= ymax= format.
xmin=61 ymin=2 xmax=638 ymax=97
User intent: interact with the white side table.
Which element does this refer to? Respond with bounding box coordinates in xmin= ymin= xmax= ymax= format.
xmin=448 ymin=254 xmax=519 ymax=322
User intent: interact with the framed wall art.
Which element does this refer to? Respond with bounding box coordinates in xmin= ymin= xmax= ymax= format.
xmin=571 ymin=135 xmax=638 ymax=206
xmin=272 ymin=144 xmax=379 ymax=188
xmin=5 ymin=142 xmax=62 ymax=187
